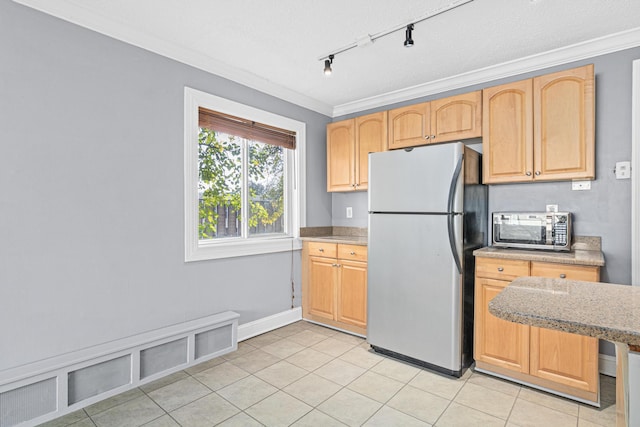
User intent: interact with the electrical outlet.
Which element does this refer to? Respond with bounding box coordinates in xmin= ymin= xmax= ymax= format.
xmin=572 ymin=181 xmax=591 ymax=191
xmin=346 ymin=207 xmax=353 ymax=218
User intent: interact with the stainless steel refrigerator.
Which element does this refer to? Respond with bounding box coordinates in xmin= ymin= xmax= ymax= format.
xmin=367 ymin=142 xmax=487 ymax=377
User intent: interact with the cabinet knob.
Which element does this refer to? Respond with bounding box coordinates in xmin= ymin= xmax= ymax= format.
xmin=350 ymin=251 xmax=356 ymax=255
xmin=431 ymin=135 xmax=436 ymax=139
xmin=424 ymin=135 xmax=430 ymax=139
xmin=526 ymin=171 xmax=532 ymax=176
xmin=497 ymin=267 xmax=504 ymax=272
xmin=318 ymin=248 xmax=324 ymax=252
xmin=560 ymin=274 xmax=567 ymax=279
xmin=535 ymin=171 xmax=541 ymax=176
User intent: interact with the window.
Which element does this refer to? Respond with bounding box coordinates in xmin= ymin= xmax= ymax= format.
xmin=184 ymin=87 xmax=305 ymax=261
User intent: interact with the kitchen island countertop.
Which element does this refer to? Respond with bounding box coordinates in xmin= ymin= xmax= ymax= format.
xmin=489 ymin=276 xmax=640 ymax=345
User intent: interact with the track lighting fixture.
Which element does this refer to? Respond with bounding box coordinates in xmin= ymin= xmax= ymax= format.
xmin=404 ymin=24 xmax=414 ymax=47
xmin=324 ymin=54 xmax=334 ymax=76
xmin=317 ymin=0 xmax=474 ymax=75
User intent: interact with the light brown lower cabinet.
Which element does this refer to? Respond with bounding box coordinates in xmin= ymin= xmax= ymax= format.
xmin=302 ymin=241 xmax=367 ymax=335
xmin=474 ymin=257 xmax=600 ymax=404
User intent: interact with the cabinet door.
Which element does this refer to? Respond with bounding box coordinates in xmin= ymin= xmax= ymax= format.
xmin=430 ymin=91 xmax=482 ymax=143
xmin=482 ymin=80 xmax=534 ymax=184
xmin=355 ymin=111 xmax=387 ymax=190
xmin=474 ymin=277 xmax=530 ymax=373
xmin=327 ymin=119 xmax=355 ymax=192
xmin=529 ymin=327 xmax=599 ymax=393
xmin=533 ymin=64 xmax=595 ymax=181
xmin=529 ymin=262 xmax=599 ymax=393
xmin=308 ymin=256 xmax=337 ymax=321
xmin=337 ymin=260 xmax=367 ymax=328
xmin=388 ymin=102 xmax=430 ymax=149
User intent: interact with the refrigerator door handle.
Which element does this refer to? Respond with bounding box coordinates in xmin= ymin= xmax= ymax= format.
xmin=448 ymin=214 xmax=463 ymax=274
xmin=447 ymin=153 xmax=464 ymax=274
xmin=447 ymin=153 xmax=464 ymax=214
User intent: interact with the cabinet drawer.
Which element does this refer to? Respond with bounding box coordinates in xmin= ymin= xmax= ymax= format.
xmin=307 ymin=242 xmax=337 ymax=258
xmin=531 ymin=262 xmax=599 ymax=281
xmin=338 ymin=244 xmax=367 ymax=262
xmin=476 ymin=257 xmax=529 ymax=280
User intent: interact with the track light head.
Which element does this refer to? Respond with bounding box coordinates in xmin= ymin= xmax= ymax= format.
xmin=404 ymin=24 xmax=414 ymax=47
xmin=324 ymin=54 xmax=334 ymax=75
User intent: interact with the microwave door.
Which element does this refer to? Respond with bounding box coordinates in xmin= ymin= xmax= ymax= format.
xmin=496 ymin=217 xmax=545 ymax=244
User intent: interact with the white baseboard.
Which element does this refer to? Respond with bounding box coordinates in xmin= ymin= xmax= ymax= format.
xmin=600 ymin=353 xmax=617 ymax=377
xmin=238 ymin=307 xmax=302 ymax=341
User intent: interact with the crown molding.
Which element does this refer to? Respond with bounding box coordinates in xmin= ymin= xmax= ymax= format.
xmin=12 ymin=0 xmax=334 ymax=116
xmin=333 ymin=26 xmax=640 ymax=117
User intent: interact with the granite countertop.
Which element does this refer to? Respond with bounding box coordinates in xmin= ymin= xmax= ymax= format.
xmin=489 ymin=276 xmax=640 ymax=345
xmin=300 ymin=226 xmax=368 ymax=246
xmin=473 ymin=236 xmax=605 ymax=267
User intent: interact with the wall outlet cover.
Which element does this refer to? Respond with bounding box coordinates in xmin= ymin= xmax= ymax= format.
xmin=572 ymin=181 xmax=591 ymax=191
xmin=346 ymin=207 xmax=353 ymax=218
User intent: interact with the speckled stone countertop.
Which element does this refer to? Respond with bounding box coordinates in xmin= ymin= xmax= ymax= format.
xmin=473 ymin=236 xmax=605 ymax=266
xmin=300 ymin=226 xmax=367 ymax=246
xmin=489 ymin=277 xmax=640 ymax=345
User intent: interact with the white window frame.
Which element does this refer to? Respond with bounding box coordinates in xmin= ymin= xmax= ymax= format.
xmin=184 ymin=87 xmax=305 ymax=261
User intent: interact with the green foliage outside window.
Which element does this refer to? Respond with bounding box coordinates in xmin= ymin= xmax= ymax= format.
xmin=198 ymin=128 xmax=285 ymax=239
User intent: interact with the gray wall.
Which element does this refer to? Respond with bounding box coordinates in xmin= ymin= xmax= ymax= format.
xmin=0 ymin=2 xmax=332 ymax=371
xmin=334 ymin=47 xmax=640 ymax=357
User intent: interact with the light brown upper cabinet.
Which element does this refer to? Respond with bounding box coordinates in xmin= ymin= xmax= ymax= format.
xmin=483 ymin=64 xmax=595 ymax=184
xmin=387 ymin=102 xmax=431 ymax=149
xmin=431 ymin=91 xmax=482 ymax=142
xmin=326 ymin=111 xmax=387 ymax=192
xmin=388 ymin=91 xmax=482 ymax=149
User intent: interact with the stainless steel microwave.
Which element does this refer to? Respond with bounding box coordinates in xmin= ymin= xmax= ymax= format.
xmin=492 ymin=212 xmax=572 ymax=251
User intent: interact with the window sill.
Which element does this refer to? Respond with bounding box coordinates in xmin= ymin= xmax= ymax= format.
xmin=185 ymin=237 xmax=302 ymax=262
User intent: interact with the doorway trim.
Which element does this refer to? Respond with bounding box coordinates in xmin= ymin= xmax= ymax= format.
xmin=633 ymin=59 xmax=639 ymax=286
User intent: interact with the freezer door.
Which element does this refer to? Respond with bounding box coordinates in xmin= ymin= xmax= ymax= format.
xmin=367 ymin=213 xmax=464 ymax=371
xmin=368 ymin=143 xmax=464 ymax=213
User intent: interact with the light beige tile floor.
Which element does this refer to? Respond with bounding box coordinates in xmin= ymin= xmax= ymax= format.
xmin=41 ymin=321 xmax=617 ymax=427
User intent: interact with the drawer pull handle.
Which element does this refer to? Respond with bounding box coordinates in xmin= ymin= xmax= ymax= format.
xmin=318 ymin=248 xmax=324 ymax=252
xmin=559 ymin=274 xmax=566 ymax=279
xmin=497 ymin=267 xmax=504 ymax=272
xmin=350 ymin=251 xmax=356 ymax=255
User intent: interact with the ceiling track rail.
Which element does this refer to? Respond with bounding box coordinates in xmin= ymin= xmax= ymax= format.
xmin=317 ymin=0 xmax=474 ymax=61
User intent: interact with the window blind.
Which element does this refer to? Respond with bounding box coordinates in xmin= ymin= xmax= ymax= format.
xmin=199 ymin=107 xmax=296 ymax=150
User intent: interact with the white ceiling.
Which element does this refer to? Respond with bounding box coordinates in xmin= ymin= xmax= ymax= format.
xmin=13 ymin=0 xmax=640 ymax=116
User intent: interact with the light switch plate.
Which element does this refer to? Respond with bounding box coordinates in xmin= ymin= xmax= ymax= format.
xmin=346 ymin=207 xmax=353 ymax=218
xmin=615 ymin=161 xmax=631 ymax=179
